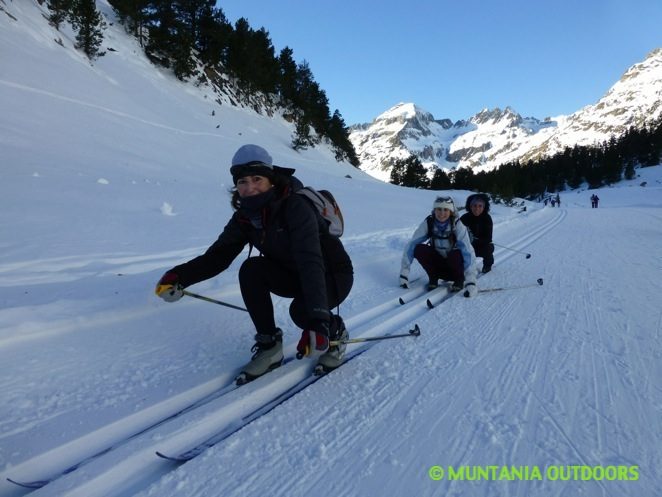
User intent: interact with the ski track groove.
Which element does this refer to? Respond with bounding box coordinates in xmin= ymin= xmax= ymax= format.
xmin=7 ymin=208 xmax=567 ymax=497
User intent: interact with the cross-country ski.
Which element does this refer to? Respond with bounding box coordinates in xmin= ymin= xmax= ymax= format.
xmin=2 ymin=5 xmax=661 ymax=497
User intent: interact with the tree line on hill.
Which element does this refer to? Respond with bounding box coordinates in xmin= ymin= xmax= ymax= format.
xmin=390 ymin=115 xmax=662 ymax=200
xmin=45 ymin=0 xmax=106 ymax=58
xmin=43 ymin=0 xmax=359 ymax=166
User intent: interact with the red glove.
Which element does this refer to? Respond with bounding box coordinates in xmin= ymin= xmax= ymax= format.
xmin=296 ymin=321 xmax=330 ymax=358
xmin=155 ymin=272 xmax=184 ymax=302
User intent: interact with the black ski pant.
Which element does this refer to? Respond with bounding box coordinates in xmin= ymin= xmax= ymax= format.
xmin=238 ymin=257 xmax=353 ymax=336
xmin=413 ymin=244 xmax=465 ymax=285
xmin=472 ymin=241 xmax=494 ymax=267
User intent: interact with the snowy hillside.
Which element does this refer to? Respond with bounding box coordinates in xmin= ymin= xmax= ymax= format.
xmin=351 ymin=48 xmax=662 ymax=180
xmin=2 ymin=2 xmax=662 ymax=497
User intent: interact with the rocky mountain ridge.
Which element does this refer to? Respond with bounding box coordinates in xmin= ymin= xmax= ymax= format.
xmin=350 ymin=48 xmax=662 ymax=181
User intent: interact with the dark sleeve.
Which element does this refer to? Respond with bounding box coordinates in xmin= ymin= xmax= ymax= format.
xmin=169 ymin=215 xmax=248 ymax=288
xmin=284 ymin=195 xmax=329 ymax=323
xmin=460 ymin=213 xmax=475 ymax=238
xmin=484 ymin=215 xmax=493 ymax=243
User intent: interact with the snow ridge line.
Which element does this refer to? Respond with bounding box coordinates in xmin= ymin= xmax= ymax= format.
xmin=0 ymin=79 xmax=225 ymax=138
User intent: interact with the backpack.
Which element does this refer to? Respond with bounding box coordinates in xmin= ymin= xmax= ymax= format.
xmin=296 ymin=187 xmax=344 ymax=237
xmin=426 ymin=214 xmax=456 ymax=248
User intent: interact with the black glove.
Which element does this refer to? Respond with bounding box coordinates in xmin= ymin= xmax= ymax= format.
xmin=463 ymin=282 xmax=477 ymax=298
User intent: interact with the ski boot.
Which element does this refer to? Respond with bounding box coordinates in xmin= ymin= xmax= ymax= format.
xmin=450 ymin=281 xmax=463 ymax=292
xmin=426 ymin=278 xmax=439 ymax=291
xmin=314 ymin=316 xmax=348 ymax=376
xmin=235 ymin=329 xmax=283 ymax=385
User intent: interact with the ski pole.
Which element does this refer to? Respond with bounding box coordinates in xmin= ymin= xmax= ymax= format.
xmin=480 ymin=278 xmax=543 ymax=293
xmin=492 ymin=242 xmax=532 ymax=259
xmin=183 ymin=290 xmax=248 ymax=312
xmin=296 ymin=325 xmax=421 ymax=359
xmin=329 ymin=324 xmax=421 ymax=346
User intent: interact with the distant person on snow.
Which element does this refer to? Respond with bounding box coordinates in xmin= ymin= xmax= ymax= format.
xmin=556 ymin=193 xmax=561 ymax=207
xmin=460 ymin=193 xmax=494 ymax=273
xmin=155 ymin=144 xmax=354 ymax=383
xmin=399 ymin=196 xmax=478 ymax=297
xmin=591 ymin=194 xmax=600 ymax=208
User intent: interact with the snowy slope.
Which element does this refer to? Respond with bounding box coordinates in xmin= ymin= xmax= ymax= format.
xmin=1 ymin=2 xmax=662 ymax=497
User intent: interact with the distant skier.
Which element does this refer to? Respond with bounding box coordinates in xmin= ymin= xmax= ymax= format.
xmin=556 ymin=193 xmax=561 ymax=207
xmin=155 ymin=144 xmax=354 ymax=383
xmin=591 ymin=194 xmax=600 ymax=208
xmin=399 ymin=196 xmax=478 ymax=297
xmin=460 ymin=193 xmax=494 ymax=273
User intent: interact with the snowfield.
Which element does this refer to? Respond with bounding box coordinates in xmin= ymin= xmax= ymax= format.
xmin=1 ymin=2 xmax=661 ymax=497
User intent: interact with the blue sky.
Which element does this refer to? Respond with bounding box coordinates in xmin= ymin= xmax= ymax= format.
xmin=217 ymin=0 xmax=662 ymax=125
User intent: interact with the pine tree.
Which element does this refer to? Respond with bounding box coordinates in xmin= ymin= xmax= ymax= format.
xmin=327 ymin=110 xmax=359 ymax=166
xmin=430 ymin=167 xmax=451 ymax=190
xmin=450 ymin=167 xmax=475 ymax=191
xmin=390 ymin=156 xmax=429 ymax=188
xmin=72 ymin=0 xmax=106 ymax=60
xmin=226 ymin=17 xmax=253 ymax=90
xmin=196 ymin=4 xmax=231 ymax=66
xmin=47 ymin=0 xmax=73 ymax=30
xmin=109 ymin=0 xmax=149 ymax=45
xmin=389 ymin=159 xmax=405 ymax=186
xmin=278 ymin=47 xmax=299 ymax=106
xmin=292 ymin=113 xmax=313 ymax=150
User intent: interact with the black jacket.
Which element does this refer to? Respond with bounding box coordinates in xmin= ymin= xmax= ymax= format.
xmin=460 ymin=193 xmax=493 ymax=249
xmin=169 ymin=191 xmax=353 ymax=323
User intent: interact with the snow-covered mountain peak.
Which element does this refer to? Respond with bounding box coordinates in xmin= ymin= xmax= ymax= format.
xmin=373 ymin=102 xmax=440 ymax=128
xmin=471 ymin=106 xmax=521 ymax=126
xmin=526 ymin=48 xmax=662 ymax=160
xmin=351 ymin=48 xmax=662 ymax=179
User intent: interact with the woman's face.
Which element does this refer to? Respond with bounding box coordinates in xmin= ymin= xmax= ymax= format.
xmin=470 ymin=202 xmax=485 ymax=216
xmin=236 ymin=175 xmax=273 ymax=197
xmin=434 ymin=207 xmax=452 ymax=222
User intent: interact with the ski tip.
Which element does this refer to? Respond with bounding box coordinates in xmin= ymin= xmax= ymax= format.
xmin=313 ymin=365 xmax=330 ymax=376
xmin=426 ymin=299 xmax=434 ymax=309
xmin=398 ymin=297 xmax=405 ymax=305
xmin=7 ymin=478 xmax=48 ymax=489
xmin=235 ymin=373 xmax=251 ymax=386
xmin=537 ymin=278 xmax=544 ymax=286
xmin=156 ymin=451 xmax=187 ymax=462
